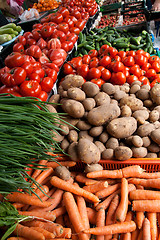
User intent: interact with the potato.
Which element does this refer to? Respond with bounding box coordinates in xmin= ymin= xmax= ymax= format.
xmin=132 ymin=147 xmax=147 ymax=158
xmin=137 ymin=123 xmax=155 ymax=137
xmin=130 ymin=84 xmax=141 ymax=94
xmin=61 ymin=139 xmax=70 ymax=151
xmin=99 ymin=132 xmax=109 ymax=143
xmin=85 ymin=163 xmax=103 ymax=173
xmin=132 ymin=109 xmax=149 ymax=124
xmin=76 ymin=120 xmax=92 ymax=131
xmin=120 ymin=96 xmax=143 ymax=111
xmin=94 ymin=141 xmax=106 ymax=153
xmin=149 ymin=110 xmax=159 ymax=123
xmin=82 ymin=82 xmax=99 ymax=97
xmin=67 ymin=142 xmax=79 ymax=162
xmin=148 ymin=142 xmax=160 ymax=153
xmin=144 ymin=100 xmax=153 ymax=108
xmin=67 ymin=87 xmax=86 ymax=101
xmin=62 ymin=99 xmax=85 ymax=118
xmin=55 ymin=166 xmax=71 ymax=180
xmin=101 ymin=83 xmax=115 ymax=95
xmin=61 ymin=74 xmax=84 ymax=90
xmin=94 ymin=92 xmax=110 ymax=106
xmin=153 ymin=121 xmax=160 ymax=129
xmin=132 ymin=135 xmax=143 ymax=148
xmin=87 ymin=103 xmax=120 ymax=126
xmin=141 ymin=84 xmax=150 ymax=91
xmin=150 ymin=129 xmax=160 ymax=145
xmin=52 ymin=130 xmax=64 ymax=142
xmin=82 ymin=98 xmax=96 ymax=111
xmin=114 ymin=90 xmax=126 ymax=101
xmin=59 ymin=124 xmax=70 ymax=136
xmin=89 ymin=126 xmax=103 ymax=137
xmin=106 ymin=138 xmax=119 ymax=150
xmin=68 ymin=130 xmax=78 ymax=143
xmin=154 ymin=106 xmax=160 ymax=118
xmin=136 ymin=89 xmax=150 ymax=101
xmin=150 ymin=84 xmax=160 ymax=105
xmin=77 ymin=139 xmax=101 ymax=164
xmin=142 ymin=136 xmax=151 ymax=147
xmin=120 ymin=84 xmax=130 ymax=93
xmin=79 ymin=131 xmax=94 ymax=142
xmin=146 ymin=153 xmax=158 ymax=158
xmin=114 ymin=146 xmax=132 ymax=161
xmin=131 ymin=80 xmax=141 ymax=87
xmin=121 ymin=105 xmax=132 ymax=117
xmin=110 ymin=99 xmax=118 ymax=105
xmin=63 ymin=117 xmax=79 ymax=130
xmin=107 ymin=117 xmax=137 ymax=139
xmin=101 ymin=148 xmax=114 ymax=160
xmin=49 ymin=94 xmax=60 ymax=106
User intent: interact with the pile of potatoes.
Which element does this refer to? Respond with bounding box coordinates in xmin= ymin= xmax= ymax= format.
xmin=49 ymin=74 xmax=160 ymax=167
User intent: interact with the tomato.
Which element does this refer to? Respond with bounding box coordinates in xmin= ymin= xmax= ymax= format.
xmin=61 ymin=42 xmax=69 ymax=52
xmin=0 ymin=85 xmax=20 ymax=94
xmin=89 ymin=57 xmax=99 ymax=68
xmin=145 ymin=69 xmax=157 ymax=79
xmin=45 ymin=69 xmax=57 ymax=83
xmin=104 ymin=47 xmax=118 ymax=58
xmin=97 ymin=66 xmax=105 ymax=72
xmin=27 ymin=45 xmax=42 ymax=59
xmin=57 ymin=23 xmax=69 ymax=34
xmin=41 ymin=25 xmax=53 ymax=39
xmin=63 ymin=63 xmax=74 ymax=75
xmin=58 ymin=7 xmax=70 ymax=18
xmin=32 ymin=23 xmax=43 ymax=30
xmin=88 ymin=67 xmax=101 ymax=80
xmin=66 ymin=40 xmax=74 ymax=52
xmin=99 ymin=55 xmax=111 ymax=67
xmin=32 ymin=62 xmax=41 ymax=68
xmin=71 ymin=10 xmax=81 ymax=19
xmin=26 ymin=38 xmax=37 ymax=48
xmin=90 ymin=78 xmax=105 ymax=88
xmin=101 ymin=69 xmax=111 ymax=81
xmin=32 ymin=29 xmax=41 ymax=41
xmin=15 ymin=35 xmax=26 ymax=46
xmin=37 ymin=90 xmax=48 ymax=101
xmin=13 ymin=43 xmax=24 ymax=54
xmin=40 ymin=77 xmax=54 ymax=93
xmin=150 ymin=79 xmax=160 ymax=88
xmin=0 ymin=66 xmax=9 ymax=83
xmin=1 ymin=67 xmax=26 ymax=87
xmin=40 ymin=15 xmax=51 ymax=24
xmin=112 ymin=61 xmax=124 ymax=72
xmin=66 ymin=33 xmax=78 ymax=44
xmin=21 ymin=62 xmax=33 ymax=76
xmin=20 ymin=80 xmax=41 ymax=97
xmin=50 ymin=13 xmax=63 ymax=24
xmin=123 ymin=56 xmax=135 ymax=67
xmin=122 ymin=67 xmax=130 ymax=78
xmin=126 ymin=51 xmax=136 ymax=57
xmin=81 ymin=12 xmax=90 ymax=20
xmin=70 ymin=27 xmax=80 ymax=35
xmin=64 ymin=17 xmax=74 ymax=28
xmin=152 ymin=61 xmax=160 ymax=73
xmin=129 ymin=65 xmax=142 ymax=78
xmin=51 ymin=30 xmax=66 ymax=42
xmin=141 ymin=62 xmax=151 ymax=71
xmin=49 ymin=49 xmax=64 ymax=67
xmin=32 ymin=67 xmax=45 ymax=79
xmin=139 ymin=76 xmax=150 ymax=87
xmin=99 ymin=44 xmax=109 ymax=55
xmin=142 ymin=51 xmax=150 ymax=59
xmin=5 ymin=52 xmax=24 ymax=68
xmin=69 ymin=15 xmax=78 ymax=24
xmin=136 ymin=49 xmax=146 ymax=56
xmin=70 ymin=57 xmax=83 ymax=69
xmin=47 ymin=38 xmax=61 ymax=50
xmin=118 ymin=51 xmax=127 ymax=59
xmin=29 ymin=73 xmax=41 ymax=83
xmin=111 ymin=72 xmax=126 ymax=85
xmin=77 ymin=64 xmax=89 ymax=79
xmin=23 ymin=32 xmax=33 ymax=39
xmin=75 ymin=19 xmax=86 ymax=31
xmin=149 ymin=55 xmax=160 ymax=65
xmin=82 ymin=55 xmax=91 ymax=65
xmin=88 ymin=49 xmax=98 ymax=58
xmin=134 ymin=54 xmax=147 ymax=66
xmin=42 ymin=63 xmax=59 ymax=72
xmin=126 ymin=75 xmax=139 ymax=85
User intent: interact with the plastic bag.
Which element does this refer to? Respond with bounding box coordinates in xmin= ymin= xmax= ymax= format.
xmin=7 ymin=0 xmax=23 ymax=16
xmin=19 ymin=8 xmax=40 ymax=21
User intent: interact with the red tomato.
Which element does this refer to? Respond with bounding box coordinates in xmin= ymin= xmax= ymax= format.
xmin=66 ymin=40 xmax=74 ymax=52
xmin=1 ymin=67 xmax=26 ymax=87
xmin=49 ymin=49 xmax=64 ymax=67
xmin=112 ymin=61 xmax=124 ymax=72
xmin=20 ymin=80 xmax=41 ymax=97
xmin=70 ymin=27 xmax=80 ymax=35
xmin=47 ymin=38 xmax=61 ymax=50
xmin=145 ymin=69 xmax=157 ymax=79
xmin=29 ymin=73 xmax=41 ymax=83
xmin=41 ymin=25 xmax=53 ymax=39
xmin=50 ymin=13 xmax=63 ymax=24
xmin=32 ymin=29 xmax=41 ymax=41
xmin=15 ymin=35 xmax=26 ymax=46
xmin=27 ymin=45 xmax=42 ymax=59
xmin=139 ymin=76 xmax=150 ymax=87
xmin=104 ymin=47 xmax=118 ymax=58
xmin=77 ymin=64 xmax=89 ymax=79
xmin=26 ymin=38 xmax=36 ymax=47
xmin=89 ymin=57 xmax=99 ymax=68
xmin=75 ymin=19 xmax=86 ymax=31
xmin=32 ymin=62 xmax=41 ymax=68
xmin=61 ymin=42 xmax=69 ymax=52
xmin=150 ymin=79 xmax=160 ymax=88
xmin=51 ymin=30 xmax=66 ymax=43
xmin=23 ymin=32 xmax=33 ymax=39
xmin=91 ymin=78 xmax=105 ymax=88
xmin=66 ymin=33 xmax=78 ymax=44
xmin=141 ymin=62 xmax=151 ymax=71
xmin=0 ymin=85 xmax=20 ymax=94
xmin=32 ymin=23 xmax=43 ymax=30
xmin=126 ymin=51 xmax=136 ymax=57
xmin=37 ymin=90 xmax=48 ymax=101
xmin=97 ymin=66 xmax=105 ymax=72
xmin=88 ymin=49 xmax=98 ymax=58
xmin=99 ymin=55 xmax=111 ymax=67
xmin=21 ymin=62 xmax=33 ymax=76
xmin=112 ymin=55 xmax=121 ymax=62
xmin=136 ymin=49 xmax=146 ymax=55
xmin=64 ymin=17 xmax=74 ymax=28
xmin=63 ymin=63 xmax=74 ymax=75
xmin=118 ymin=51 xmax=127 ymax=59
xmin=129 ymin=65 xmax=142 ymax=78
xmin=101 ymin=69 xmax=111 ymax=81
xmin=134 ymin=54 xmax=147 ymax=66
xmin=111 ymin=72 xmax=126 ymax=85
xmin=13 ymin=43 xmax=24 ymax=54
xmin=70 ymin=57 xmax=83 ymax=69
xmin=152 ymin=62 xmax=160 ymax=73
xmin=69 ymin=15 xmax=78 ymax=24
xmin=82 ymin=55 xmax=91 ymax=65
xmin=32 ymin=67 xmax=45 ymax=78
xmin=45 ymin=69 xmax=57 ymax=83
xmin=58 ymin=7 xmax=70 ymax=18
xmin=71 ymin=10 xmax=81 ymax=19
xmin=5 ymin=52 xmax=24 ymax=68
xmin=88 ymin=67 xmax=101 ymax=80
xmin=123 ymin=56 xmax=135 ymax=67
xmin=42 ymin=63 xmax=59 ymax=72
xmin=99 ymin=44 xmax=109 ymax=55
xmin=126 ymin=75 xmax=139 ymax=85
xmin=40 ymin=77 xmax=54 ymax=92
xmin=57 ymin=23 xmax=69 ymax=34
xmin=81 ymin=12 xmax=90 ymax=20
xmin=149 ymin=55 xmax=160 ymax=65
xmin=36 ymin=38 xmax=47 ymax=50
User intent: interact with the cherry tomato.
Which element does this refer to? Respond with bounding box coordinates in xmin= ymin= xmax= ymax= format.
xmin=37 ymin=38 xmax=47 ymax=50
xmin=15 ymin=35 xmax=26 ymax=46
xmin=77 ymin=64 xmax=89 ymax=79
xmin=82 ymin=55 xmax=91 ymax=65
xmin=123 ymin=56 xmax=135 ymax=67
xmin=111 ymin=72 xmax=126 ymax=85
xmin=99 ymin=55 xmax=111 ymax=67
xmin=101 ymin=69 xmax=111 ymax=81
xmin=89 ymin=57 xmax=99 ymax=68
xmin=0 ymin=85 xmax=20 ymax=94
xmin=112 ymin=61 xmax=124 ymax=72
xmin=40 ymin=77 xmax=54 ymax=93
xmin=88 ymin=67 xmax=101 ymax=80
xmin=37 ymin=90 xmax=48 ymax=101
xmin=126 ymin=75 xmax=139 ymax=85
xmin=91 ymin=78 xmax=105 ymax=88
xmin=63 ymin=63 xmax=74 ymax=75
xmin=64 ymin=17 xmax=74 ymax=28
xmin=88 ymin=49 xmax=98 ymax=58
xmin=32 ymin=62 xmax=41 ymax=68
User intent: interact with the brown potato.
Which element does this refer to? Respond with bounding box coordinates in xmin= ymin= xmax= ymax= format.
xmin=114 ymin=90 xmax=126 ymax=101
xmin=101 ymin=83 xmax=115 ymax=95
xmin=136 ymin=89 xmax=150 ymax=101
xmin=67 ymin=142 xmax=79 ymax=162
xmin=94 ymin=92 xmax=110 ymax=106
xmin=146 ymin=153 xmax=158 ymax=158
xmin=79 ymin=131 xmax=94 ymax=142
xmin=101 ymin=148 xmax=114 ymax=160
xmin=82 ymin=98 xmax=96 ymax=111
xmin=99 ymin=132 xmax=109 ymax=143
xmin=132 ymin=135 xmax=143 ymax=148
xmin=89 ymin=126 xmax=103 ymax=137
xmin=68 ymin=130 xmax=78 ymax=143
xmin=148 ymin=142 xmax=160 ymax=153
xmin=59 ymin=124 xmax=70 ymax=136
xmin=142 ymin=136 xmax=151 ymax=147
xmin=150 ymin=84 xmax=160 ymax=105
xmin=114 ymin=146 xmax=132 ymax=161
xmin=76 ymin=120 xmax=92 ymax=131
xmin=61 ymin=139 xmax=70 ymax=151
xmin=149 ymin=110 xmax=159 ymax=123
xmin=144 ymin=99 xmax=153 ymax=108
xmin=49 ymin=94 xmax=60 ymax=106
xmin=62 ymin=99 xmax=85 ymax=118
xmin=63 ymin=117 xmax=79 ymax=130
xmin=130 ymin=84 xmax=141 ymax=94
xmin=132 ymin=109 xmax=149 ymax=124
xmin=67 ymin=87 xmax=86 ymax=101
xmin=106 ymin=138 xmax=119 ymax=150
xmin=121 ymin=105 xmax=132 ymax=117
xmin=55 ymin=166 xmax=71 ymax=180
xmin=94 ymin=141 xmax=106 ymax=153
xmin=61 ymin=74 xmax=84 ymax=90
xmin=82 ymin=82 xmax=100 ymax=97
xmin=85 ymin=163 xmax=103 ymax=173
xmin=52 ymin=130 xmax=64 ymax=142
xmin=150 ymin=129 xmax=160 ymax=145
xmin=132 ymin=147 xmax=147 ymax=158
xmin=137 ymin=123 xmax=155 ymax=137
xmin=120 ymin=96 xmax=143 ymax=111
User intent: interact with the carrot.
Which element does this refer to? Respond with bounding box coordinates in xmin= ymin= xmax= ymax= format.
xmin=83 ymin=221 xmax=136 ymax=235
xmin=132 ymin=200 xmax=160 ymax=212
xmin=6 ymin=192 xmax=51 ymax=208
xmin=96 ymin=208 xmax=105 ymax=240
xmin=95 ymin=183 xmax=121 ymax=199
xmin=147 ymin=212 xmax=158 ymax=240
xmin=86 ymin=207 xmax=97 ymax=225
xmin=137 ymin=229 xmax=143 ymax=240
xmin=13 ymin=223 xmax=45 ymax=240
xmin=13 ymin=203 xmax=25 ymax=209
xmin=58 ymin=228 xmax=72 ymax=238
xmin=131 ymin=228 xmax=139 ymax=240
xmin=56 ymin=215 xmax=65 ymax=226
xmin=121 ymin=212 xmax=133 ymax=240
xmin=128 ymin=178 xmax=160 ymax=189
xmin=121 ymin=166 xmax=144 ymax=178
xmin=138 ymin=172 xmax=160 ymax=179
xmin=75 ymin=173 xmax=98 ymax=185
xmin=23 ymin=220 xmax=63 ymax=237
xmin=130 ymin=189 xmax=160 ymax=200
xmin=31 ymin=160 xmax=47 ymax=180
xmin=115 ymin=178 xmax=128 ymax=222
xmin=30 ymin=227 xmax=55 ymax=239
xmin=106 ymin=195 xmax=119 ymax=225
xmin=112 ymin=234 xmax=119 ymax=240
xmin=18 ymin=210 xmax=56 ymax=221
xmin=50 ymin=176 xmax=99 ymax=203
xmin=135 ymin=212 xmax=145 ymax=229
xmin=32 ymin=185 xmax=49 ymax=198
xmin=142 ymin=218 xmax=151 ymax=240
xmin=63 ymin=191 xmax=89 ymax=240
xmin=32 ymin=167 xmax=54 ymax=190
xmin=83 ymin=181 xmax=108 ymax=193
xmin=46 ymin=161 xmax=76 ymax=168
xmin=52 ymin=206 xmax=67 ymax=218
xmin=40 ymin=176 xmax=52 ymax=186
xmin=136 ymin=185 xmax=144 ymax=190
xmin=7 ymin=238 xmax=29 ymax=240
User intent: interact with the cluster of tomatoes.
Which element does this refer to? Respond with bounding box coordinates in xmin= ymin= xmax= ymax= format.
xmin=63 ymin=45 xmax=160 ymax=88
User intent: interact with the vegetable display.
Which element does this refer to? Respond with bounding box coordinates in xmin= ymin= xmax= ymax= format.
xmin=0 ymin=23 xmax=22 ymax=44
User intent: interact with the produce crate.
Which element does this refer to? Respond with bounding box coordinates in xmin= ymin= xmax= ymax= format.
xmin=100 ymin=2 xmax=121 ymax=13
xmin=121 ymin=0 xmax=147 ymax=14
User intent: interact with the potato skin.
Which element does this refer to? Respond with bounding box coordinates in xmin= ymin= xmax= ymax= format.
xmin=62 ymin=99 xmax=85 ymax=118
xmin=67 ymin=87 xmax=86 ymax=101
xmin=150 ymin=84 xmax=160 ymax=105
xmin=132 ymin=147 xmax=148 ymax=158
xmin=82 ymin=98 xmax=96 ymax=111
xmin=137 ymin=123 xmax=155 ymax=137
xmin=120 ymin=96 xmax=143 ymax=111
xmin=106 ymin=137 xmax=119 ymax=150
xmin=150 ymin=129 xmax=160 ymax=145
xmin=107 ymin=117 xmax=137 ymax=139
xmin=61 ymin=74 xmax=84 ymax=90
xmin=76 ymin=120 xmax=92 ymax=131
xmin=102 ymin=83 xmax=115 ymax=95
xmin=67 ymin=142 xmax=79 ymax=162
xmin=85 ymin=163 xmax=103 ymax=173
xmin=82 ymin=82 xmax=100 ymax=97
xmin=114 ymin=146 xmax=132 ymax=161
xmin=77 ymin=139 xmax=101 ymax=164
xmin=89 ymin=126 xmax=103 ymax=137
xmin=94 ymin=92 xmax=110 ymax=106
xmin=68 ymin=130 xmax=78 ymax=143
xmin=55 ymin=166 xmax=71 ymax=180
xmin=102 ymin=148 xmax=114 ymax=160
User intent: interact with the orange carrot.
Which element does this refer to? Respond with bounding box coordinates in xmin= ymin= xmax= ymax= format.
xmin=50 ymin=176 xmax=99 ymax=203
xmin=30 ymin=227 xmax=55 ymax=239
xmin=58 ymin=228 xmax=72 ymax=238
xmin=135 ymin=212 xmax=145 ymax=229
xmin=18 ymin=210 xmax=56 ymax=221
xmin=96 ymin=208 xmax=105 ymax=240
xmin=121 ymin=212 xmax=133 ymax=240
xmin=138 ymin=172 xmax=160 ymax=179
xmin=128 ymin=178 xmax=160 ymax=189
xmin=83 ymin=221 xmax=136 ymax=235
xmin=121 ymin=166 xmax=144 ymax=178
xmin=6 ymin=192 xmax=51 ymax=208
xmin=142 ymin=218 xmax=151 ymax=240
xmin=137 ymin=229 xmax=143 ymax=240
xmin=132 ymin=200 xmax=160 ymax=212
xmin=7 ymin=238 xmax=29 ymax=240
xmin=40 ymin=176 xmax=52 ymax=186
xmin=96 ymin=183 xmax=121 ymax=199
xmin=31 ymin=160 xmax=47 ymax=180
xmin=83 ymin=181 xmax=108 ymax=193
xmin=46 ymin=161 xmax=76 ymax=168
xmin=56 ymin=215 xmax=65 ymax=226
xmin=131 ymin=228 xmax=139 ymax=240
xmin=147 ymin=212 xmax=158 ymax=240
xmin=13 ymin=203 xmax=25 ymax=209
xmin=115 ymin=178 xmax=128 ymax=222
xmin=136 ymin=185 xmax=144 ymax=190
xmin=106 ymin=195 xmax=119 ymax=225
xmin=86 ymin=207 xmax=97 ymax=225
xmin=52 ymin=206 xmax=67 ymax=218
xmin=75 ymin=173 xmax=98 ymax=185
xmin=13 ymin=223 xmax=45 ymax=240
xmin=63 ymin=191 xmax=89 ymax=240
xmin=32 ymin=167 xmax=54 ymax=190
xmin=130 ymin=189 xmax=160 ymax=200
xmin=32 ymin=185 xmax=49 ymax=198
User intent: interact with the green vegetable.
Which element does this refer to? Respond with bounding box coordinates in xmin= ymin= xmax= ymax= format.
xmin=114 ymin=42 xmax=130 ymax=48
xmin=79 ymin=31 xmax=83 ymax=44
xmin=0 ymin=23 xmax=17 ymax=30
xmin=15 ymin=26 xmax=22 ymax=33
xmin=0 ymin=28 xmax=15 ymax=35
xmin=0 ymin=34 xmax=12 ymax=44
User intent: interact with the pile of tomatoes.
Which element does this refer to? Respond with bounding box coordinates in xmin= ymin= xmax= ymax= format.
xmin=63 ymin=45 xmax=160 ymax=88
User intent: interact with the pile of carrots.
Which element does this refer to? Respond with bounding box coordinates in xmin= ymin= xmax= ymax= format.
xmin=2 ymin=160 xmax=160 ymax=240
xmin=31 ymin=0 xmax=60 ymax=13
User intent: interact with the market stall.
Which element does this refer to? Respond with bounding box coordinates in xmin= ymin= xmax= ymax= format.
xmin=1 ymin=0 xmax=160 ymax=239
